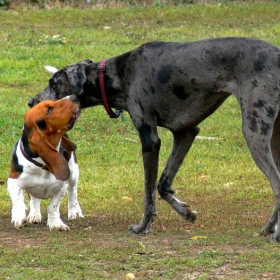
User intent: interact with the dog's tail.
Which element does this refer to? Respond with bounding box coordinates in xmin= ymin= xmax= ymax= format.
xmin=45 ymin=65 xmax=58 ymax=75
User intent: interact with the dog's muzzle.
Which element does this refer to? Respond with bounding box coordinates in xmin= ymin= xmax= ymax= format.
xmin=68 ymin=109 xmax=81 ymax=129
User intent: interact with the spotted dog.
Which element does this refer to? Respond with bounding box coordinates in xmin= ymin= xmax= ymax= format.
xmin=29 ymin=37 xmax=280 ymax=241
xmin=8 ymin=96 xmax=84 ymax=231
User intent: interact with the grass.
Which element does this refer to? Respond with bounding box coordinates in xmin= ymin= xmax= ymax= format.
xmin=1 ymin=2 xmax=280 ymax=279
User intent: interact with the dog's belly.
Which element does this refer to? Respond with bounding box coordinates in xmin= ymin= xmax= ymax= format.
xmin=25 ymin=184 xmax=65 ymax=199
xmin=15 ymin=173 xmax=64 ymax=199
xmin=154 ymin=90 xmax=231 ymax=130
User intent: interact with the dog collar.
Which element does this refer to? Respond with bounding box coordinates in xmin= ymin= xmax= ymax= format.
xmin=20 ymin=140 xmax=48 ymax=170
xmin=98 ymin=59 xmax=123 ymax=119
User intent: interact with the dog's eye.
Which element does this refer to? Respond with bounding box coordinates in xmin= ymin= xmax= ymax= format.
xmin=47 ymin=106 xmax=54 ymax=114
xmin=36 ymin=119 xmax=47 ymax=130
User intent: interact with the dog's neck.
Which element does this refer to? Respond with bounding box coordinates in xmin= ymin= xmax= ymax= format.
xmin=82 ymin=56 xmax=129 ymax=111
xmin=98 ymin=58 xmax=127 ymax=110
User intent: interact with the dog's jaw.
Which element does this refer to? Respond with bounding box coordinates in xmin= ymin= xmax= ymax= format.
xmin=68 ymin=109 xmax=81 ymax=129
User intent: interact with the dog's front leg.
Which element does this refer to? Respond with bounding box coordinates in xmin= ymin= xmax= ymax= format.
xmin=129 ymin=121 xmax=161 ymax=234
xmin=27 ymin=195 xmax=42 ymax=224
xmin=7 ymin=178 xmax=27 ymax=229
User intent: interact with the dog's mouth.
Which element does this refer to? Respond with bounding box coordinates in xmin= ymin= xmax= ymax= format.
xmin=68 ymin=109 xmax=81 ymax=130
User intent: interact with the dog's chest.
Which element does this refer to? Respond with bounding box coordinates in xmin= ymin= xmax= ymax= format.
xmin=14 ymin=145 xmax=65 ymax=199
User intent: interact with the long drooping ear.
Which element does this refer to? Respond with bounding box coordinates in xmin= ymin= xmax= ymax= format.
xmin=30 ymin=129 xmax=70 ymax=181
xmin=64 ymin=60 xmax=93 ymax=96
xmin=61 ymin=136 xmax=77 ymax=152
xmin=60 ymin=136 xmax=77 ymax=162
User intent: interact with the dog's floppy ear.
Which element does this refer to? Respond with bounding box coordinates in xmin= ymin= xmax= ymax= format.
xmin=30 ymin=128 xmax=71 ymax=181
xmin=60 ymin=136 xmax=77 ymax=162
xmin=61 ymin=135 xmax=77 ymax=152
xmin=64 ymin=60 xmax=93 ymax=96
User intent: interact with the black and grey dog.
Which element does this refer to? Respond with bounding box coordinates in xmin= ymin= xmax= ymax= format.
xmin=29 ymin=37 xmax=280 ymax=242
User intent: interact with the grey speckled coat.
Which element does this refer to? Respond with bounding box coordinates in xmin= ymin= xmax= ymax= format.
xmin=29 ymin=37 xmax=280 ymax=242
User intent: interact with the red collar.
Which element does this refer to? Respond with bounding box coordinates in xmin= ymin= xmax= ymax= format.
xmin=20 ymin=140 xmax=48 ymax=170
xmin=98 ymin=60 xmax=122 ymax=119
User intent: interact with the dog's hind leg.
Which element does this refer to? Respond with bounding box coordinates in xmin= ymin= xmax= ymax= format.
xmin=67 ymin=162 xmax=84 ymax=220
xmin=47 ymin=184 xmax=69 ymax=231
xmin=261 ymin=111 xmax=280 ymax=241
xmin=157 ymin=126 xmax=199 ymax=222
xmin=242 ymin=105 xmax=280 ymax=242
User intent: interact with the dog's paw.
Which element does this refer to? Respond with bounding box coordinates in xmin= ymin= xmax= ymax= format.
xmin=176 ymin=201 xmax=198 ymax=222
xmin=11 ymin=205 xmax=27 ymax=229
xmin=27 ymin=213 xmax=42 ymax=224
xmin=47 ymin=219 xmax=70 ymax=231
xmin=186 ymin=209 xmax=198 ymax=223
xmin=68 ymin=205 xmax=84 ymax=220
xmin=129 ymin=217 xmax=155 ymax=235
xmin=11 ymin=217 xmax=27 ymax=229
xmin=129 ymin=225 xmax=152 ymax=235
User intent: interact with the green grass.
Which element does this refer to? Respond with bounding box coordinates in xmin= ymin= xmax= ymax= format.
xmin=1 ymin=2 xmax=280 ymax=279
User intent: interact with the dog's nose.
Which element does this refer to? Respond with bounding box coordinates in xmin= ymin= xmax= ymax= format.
xmin=66 ymin=95 xmax=77 ymax=102
xmin=28 ymin=98 xmax=35 ymax=108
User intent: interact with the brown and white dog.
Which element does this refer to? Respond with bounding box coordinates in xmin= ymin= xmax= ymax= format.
xmin=7 ymin=96 xmax=84 ymax=231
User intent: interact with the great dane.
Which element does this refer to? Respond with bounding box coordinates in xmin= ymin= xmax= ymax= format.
xmin=29 ymin=37 xmax=280 ymax=242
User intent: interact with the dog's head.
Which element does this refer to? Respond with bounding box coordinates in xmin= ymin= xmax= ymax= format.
xmin=24 ymin=96 xmax=81 ymax=181
xmin=28 ymin=59 xmax=99 ymax=108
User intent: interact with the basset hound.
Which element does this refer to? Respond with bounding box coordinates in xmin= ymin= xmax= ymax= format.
xmin=7 ymin=96 xmax=84 ymax=231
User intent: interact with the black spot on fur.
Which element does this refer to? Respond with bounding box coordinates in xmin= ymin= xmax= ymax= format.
xmin=254 ymin=60 xmax=265 ymax=72
xmin=138 ymin=123 xmax=152 ymax=153
xmin=76 ymin=69 xmax=86 ymax=94
xmin=172 ymin=85 xmax=189 ymax=100
xmin=254 ymin=99 xmax=264 ymax=108
xmin=115 ymin=51 xmax=131 ymax=80
xmin=248 ymin=117 xmax=258 ymax=133
xmin=254 ymin=52 xmax=267 ymax=72
xmin=260 ymin=120 xmax=270 ymax=136
xmin=150 ymin=86 xmax=155 ymax=94
xmin=252 ymin=80 xmax=259 ymax=89
xmin=266 ymin=106 xmax=275 ymax=118
xmin=248 ymin=111 xmax=258 ymax=133
xmin=36 ymin=119 xmax=47 ymax=130
xmin=12 ymin=144 xmax=23 ymax=173
xmin=143 ymin=88 xmax=149 ymax=95
xmin=191 ymin=78 xmax=197 ymax=85
xmin=157 ymin=65 xmax=172 ymax=84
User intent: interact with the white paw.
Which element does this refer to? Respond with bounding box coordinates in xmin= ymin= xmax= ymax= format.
xmin=47 ymin=218 xmax=70 ymax=231
xmin=11 ymin=205 xmax=27 ymax=229
xmin=68 ymin=205 xmax=84 ymax=220
xmin=27 ymin=213 xmax=42 ymax=224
